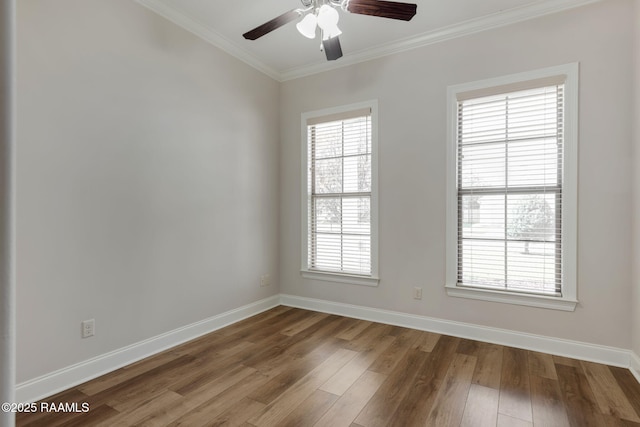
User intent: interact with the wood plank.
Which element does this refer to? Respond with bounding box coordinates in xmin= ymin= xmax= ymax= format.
xmin=456 ymin=338 xmax=481 ymax=356
xmin=553 ymin=355 xmax=582 ymax=368
xmin=320 ymin=334 xmax=395 ymax=396
xmin=460 ymin=384 xmax=499 ymax=427
xmin=342 ymin=322 xmax=394 ymax=352
xmin=210 ymin=308 xmax=307 ymax=348
xmin=600 ymin=414 xmax=640 ymax=427
xmin=165 ymin=371 xmax=272 ymax=426
xmin=208 ymin=397 xmax=266 ymax=427
xmin=354 ymin=348 xmax=430 ymax=427
xmin=530 ymin=374 xmax=570 ymax=427
xmin=455 ymin=339 xmax=504 ymax=389
xmin=498 ymin=347 xmax=532 ymax=422
xmin=247 ymin=336 xmax=345 ymax=404
xmin=280 ymin=311 xmax=329 ymax=336
xmin=581 ymin=361 xmax=640 ymax=422
xmin=472 ymin=342 xmax=503 ymax=389
xmin=555 ymin=363 xmax=606 ymax=427
xmin=217 ymin=306 xmax=293 ymax=337
xmin=413 ymin=330 xmax=441 ymax=352
xmin=424 ymin=353 xmax=477 ymax=426
xmin=497 ymin=413 xmax=533 ymax=427
xmin=243 ymin=315 xmax=349 ymax=373
xmin=174 ymin=364 xmax=257 ymax=398
xmin=200 ymin=340 xmax=256 ymax=360
xmin=367 ymin=327 xmax=423 ymax=375
xmin=169 ymin=343 xmax=260 ymax=396
xmin=314 ymin=370 xmax=387 ymax=427
xmin=87 ymin=354 xmax=196 ymax=411
xmin=169 ymin=332 xmax=242 ymax=358
xmin=78 ymin=349 xmax=183 ymax=396
xmin=238 ymin=309 xmax=316 ymax=343
xmin=609 ymin=366 xmax=640 ymax=421
xmin=95 ymin=390 xmax=183 ymax=427
xmin=528 ymin=350 xmax=558 ymax=380
xmin=46 ymin=405 xmax=120 ymax=427
xmin=277 ymin=390 xmax=338 ymax=427
xmin=248 ymin=348 xmax=357 ymax=427
xmin=136 ymin=366 xmax=259 ymax=426
xmin=335 ymin=319 xmax=372 ymax=341
xmin=328 ymin=316 xmax=363 ymax=340
xmin=192 ymin=331 xmax=290 ymax=365
xmin=388 ymin=335 xmax=461 ymax=426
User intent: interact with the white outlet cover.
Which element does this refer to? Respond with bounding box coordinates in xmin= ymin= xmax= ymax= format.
xmin=81 ymin=319 xmax=95 ymax=338
xmin=261 ymin=274 xmax=270 ymax=287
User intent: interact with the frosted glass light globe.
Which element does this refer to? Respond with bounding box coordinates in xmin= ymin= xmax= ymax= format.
xmin=317 ymin=5 xmax=339 ymax=30
xmin=296 ymin=13 xmax=318 ymax=39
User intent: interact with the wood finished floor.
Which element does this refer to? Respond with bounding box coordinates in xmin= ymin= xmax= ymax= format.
xmin=17 ymin=306 xmax=640 ymax=427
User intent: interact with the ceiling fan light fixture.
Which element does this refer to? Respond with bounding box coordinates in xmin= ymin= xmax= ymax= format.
xmin=317 ymin=4 xmax=340 ymax=30
xmin=243 ymin=0 xmax=417 ymax=62
xmin=296 ymin=13 xmax=318 ymax=39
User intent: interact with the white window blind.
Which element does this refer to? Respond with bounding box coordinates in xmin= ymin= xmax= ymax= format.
xmin=306 ymin=110 xmax=372 ymax=276
xmin=456 ymin=84 xmax=564 ymax=296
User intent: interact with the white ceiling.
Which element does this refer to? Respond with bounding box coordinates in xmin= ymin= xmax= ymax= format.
xmin=136 ymin=0 xmax=598 ymax=81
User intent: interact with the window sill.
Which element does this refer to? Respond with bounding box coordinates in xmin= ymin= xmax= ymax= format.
xmin=445 ymin=283 xmax=577 ymax=311
xmin=301 ymin=270 xmax=380 ymax=287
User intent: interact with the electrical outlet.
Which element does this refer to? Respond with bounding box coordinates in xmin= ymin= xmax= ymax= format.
xmin=81 ymin=319 xmax=95 ymax=338
xmin=413 ymin=287 xmax=422 ymax=300
xmin=260 ymin=274 xmax=270 ymax=287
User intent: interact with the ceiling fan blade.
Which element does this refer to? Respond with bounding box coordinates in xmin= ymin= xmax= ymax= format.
xmin=243 ymin=9 xmax=300 ymax=40
xmin=323 ymin=37 xmax=343 ymax=61
xmin=346 ymin=0 xmax=417 ymax=21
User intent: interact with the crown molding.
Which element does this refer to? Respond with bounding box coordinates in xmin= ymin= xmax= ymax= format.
xmin=134 ymin=0 xmax=281 ymax=81
xmin=280 ymin=0 xmax=601 ymax=80
xmin=136 ymin=0 xmax=601 ymax=82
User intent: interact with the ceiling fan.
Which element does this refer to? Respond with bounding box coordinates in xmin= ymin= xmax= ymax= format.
xmin=242 ymin=0 xmax=418 ymax=61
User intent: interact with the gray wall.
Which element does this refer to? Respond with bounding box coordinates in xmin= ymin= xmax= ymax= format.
xmin=17 ymin=0 xmax=280 ymax=382
xmin=280 ymin=0 xmax=635 ymax=349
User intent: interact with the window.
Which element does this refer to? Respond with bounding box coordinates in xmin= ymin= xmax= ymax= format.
xmin=301 ymin=101 xmax=379 ymax=286
xmin=446 ymin=65 xmax=578 ymax=311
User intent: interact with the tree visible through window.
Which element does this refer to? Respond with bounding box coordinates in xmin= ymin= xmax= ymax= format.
xmin=507 ymin=194 xmax=554 ymax=255
xmin=447 ymin=65 xmax=578 ymax=310
xmin=456 ymin=84 xmax=564 ymax=295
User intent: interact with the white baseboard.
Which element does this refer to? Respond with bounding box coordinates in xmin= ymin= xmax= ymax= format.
xmin=280 ymin=294 xmax=634 ymax=369
xmin=630 ymin=351 xmax=640 ymax=384
xmin=16 ymin=295 xmax=280 ymax=403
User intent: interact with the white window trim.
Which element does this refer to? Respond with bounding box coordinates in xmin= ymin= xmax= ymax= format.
xmin=301 ymin=100 xmax=379 ymax=286
xmin=445 ymin=64 xmax=579 ymax=311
